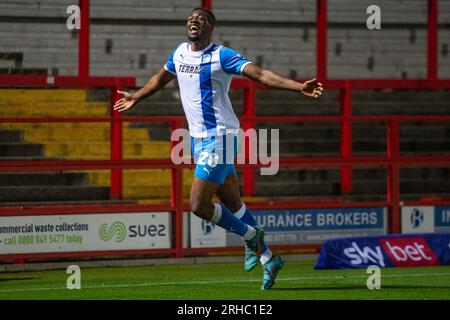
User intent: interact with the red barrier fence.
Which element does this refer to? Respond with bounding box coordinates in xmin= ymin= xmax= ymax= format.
xmin=1 ymin=87 xmax=450 ymax=261
xmin=0 ymin=0 xmax=449 ymax=261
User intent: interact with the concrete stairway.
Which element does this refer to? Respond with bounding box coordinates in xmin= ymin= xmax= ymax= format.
xmin=0 ymin=115 xmax=110 ymax=202
xmin=1 ymin=87 xmax=449 ymax=203
xmin=253 ymin=89 xmax=450 ymax=200
xmin=1 ymin=0 xmax=449 ymax=203
xmin=107 ymin=86 xmax=450 ymax=201
xmin=0 ymin=88 xmax=193 ymax=203
xmin=1 ymin=0 xmax=449 ymax=85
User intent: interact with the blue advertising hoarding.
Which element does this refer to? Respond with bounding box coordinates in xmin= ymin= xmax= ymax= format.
xmin=226 ymin=207 xmax=387 ymax=246
xmin=315 ymin=233 xmax=450 ymax=269
xmin=435 ymin=206 xmax=450 ymax=231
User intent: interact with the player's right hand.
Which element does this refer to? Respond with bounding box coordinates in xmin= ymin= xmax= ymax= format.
xmin=113 ymin=90 xmax=137 ymax=112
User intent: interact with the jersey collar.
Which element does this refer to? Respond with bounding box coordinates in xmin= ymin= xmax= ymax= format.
xmin=188 ymin=42 xmax=215 ymax=57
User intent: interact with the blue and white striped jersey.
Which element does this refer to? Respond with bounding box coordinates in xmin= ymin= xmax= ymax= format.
xmin=164 ymin=42 xmax=252 ymax=138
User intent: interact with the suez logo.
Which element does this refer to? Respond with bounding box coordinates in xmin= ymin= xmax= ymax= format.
xmin=99 ymin=221 xmax=167 ymax=242
xmin=343 ymin=237 xmax=438 ymax=267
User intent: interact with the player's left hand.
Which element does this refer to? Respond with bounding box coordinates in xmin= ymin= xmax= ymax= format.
xmin=301 ymin=78 xmax=323 ymax=98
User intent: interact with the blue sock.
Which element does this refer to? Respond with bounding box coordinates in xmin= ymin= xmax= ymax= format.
xmin=211 ymin=204 xmax=255 ymax=239
xmin=239 ymin=208 xmax=268 ymax=254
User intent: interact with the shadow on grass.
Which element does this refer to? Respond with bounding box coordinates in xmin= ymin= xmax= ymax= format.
xmin=271 ymin=284 xmax=450 ymax=291
xmin=0 ymin=277 xmax=37 ymax=283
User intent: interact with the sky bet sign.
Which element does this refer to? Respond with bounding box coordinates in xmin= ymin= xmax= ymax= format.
xmin=315 ymin=233 xmax=450 ymax=269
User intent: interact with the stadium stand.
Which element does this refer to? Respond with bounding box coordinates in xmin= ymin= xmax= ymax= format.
xmin=0 ymin=88 xmax=193 ymax=203
xmin=1 ymin=85 xmax=450 ymax=203
xmin=255 ymin=89 xmax=450 ymax=200
xmin=1 ymin=0 xmax=448 ymax=83
xmin=0 ymin=0 xmax=449 ymax=205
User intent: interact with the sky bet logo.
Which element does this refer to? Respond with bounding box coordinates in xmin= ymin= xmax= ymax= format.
xmin=344 ymin=242 xmax=385 ymax=267
xmin=344 ymin=237 xmax=438 ymax=267
xmin=380 ymin=237 xmax=438 ymax=267
xmin=99 ymin=221 xmax=166 ymax=242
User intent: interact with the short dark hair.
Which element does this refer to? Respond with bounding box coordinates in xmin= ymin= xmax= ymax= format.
xmin=191 ymin=7 xmax=216 ymax=27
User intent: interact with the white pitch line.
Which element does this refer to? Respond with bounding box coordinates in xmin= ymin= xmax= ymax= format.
xmin=1 ymin=272 xmax=450 ymax=294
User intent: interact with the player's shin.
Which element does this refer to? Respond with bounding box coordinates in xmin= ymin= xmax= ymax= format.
xmin=210 ymin=203 xmax=256 ymax=240
xmin=234 ymin=203 xmax=273 ymax=264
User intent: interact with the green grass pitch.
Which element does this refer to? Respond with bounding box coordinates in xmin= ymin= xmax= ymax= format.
xmin=0 ymin=259 xmax=449 ymax=300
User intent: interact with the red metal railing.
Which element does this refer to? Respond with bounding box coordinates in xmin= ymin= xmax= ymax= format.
xmin=1 ymin=0 xmax=450 ymax=262
xmin=1 ymin=97 xmax=450 ymax=261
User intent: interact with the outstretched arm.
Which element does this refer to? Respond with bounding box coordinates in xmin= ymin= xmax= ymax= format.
xmin=113 ymin=67 xmax=176 ymax=112
xmin=242 ymin=63 xmax=323 ymax=98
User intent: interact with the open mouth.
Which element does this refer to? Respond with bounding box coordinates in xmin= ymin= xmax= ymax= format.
xmin=189 ymin=25 xmax=200 ymax=33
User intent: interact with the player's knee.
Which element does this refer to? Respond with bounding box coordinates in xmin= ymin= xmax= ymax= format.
xmin=190 ymin=198 xmax=210 ymax=219
xmin=216 ymin=190 xmax=242 ymax=213
xmin=190 ymin=200 xmax=201 ymax=215
xmin=222 ymin=200 xmax=241 ymax=213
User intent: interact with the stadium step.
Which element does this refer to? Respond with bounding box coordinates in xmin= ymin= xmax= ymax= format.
xmin=0 ymin=129 xmax=23 ymax=143
xmin=260 ymin=139 xmax=450 ymax=155
xmin=256 ymin=168 xmax=450 ymax=183
xmin=85 ymin=169 xmax=194 ymax=199
xmin=1 ymin=84 xmax=449 ymax=202
xmin=0 ymin=172 xmax=89 ymax=186
xmin=256 ymin=181 xmax=341 ymax=197
xmin=399 ymin=179 xmax=450 ymax=194
xmin=1 ymin=123 xmax=154 ymax=140
xmin=42 ymin=141 xmax=170 ymax=159
xmin=0 ymin=102 xmax=108 ymax=117
xmin=0 ymin=186 xmax=110 ymax=202
xmin=352 ymin=90 xmax=450 ymax=102
xmin=87 ymin=169 xmax=194 ymax=185
xmin=255 ymin=179 xmax=450 ymax=198
xmin=255 ymin=168 xmax=341 ymax=183
xmin=1 ymin=123 xmax=113 ymax=130
xmin=122 ymin=185 xmax=191 ymax=199
xmin=0 ymin=143 xmax=44 ymax=157
xmin=0 ymin=89 xmax=87 ymax=103
xmin=2 ymin=126 xmax=150 ymax=142
xmin=0 ymin=88 xmax=175 ymax=203
xmin=257 ymin=123 xmax=450 ymax=141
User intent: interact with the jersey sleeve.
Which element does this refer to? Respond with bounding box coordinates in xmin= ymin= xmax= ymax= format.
xmin=219 ymin=47 xmax=252 ymax=75
xmin=164 ymin=48 xmax=177 ymax=76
